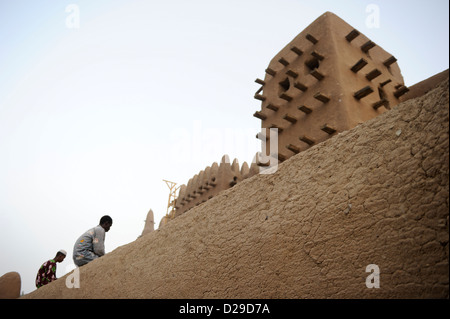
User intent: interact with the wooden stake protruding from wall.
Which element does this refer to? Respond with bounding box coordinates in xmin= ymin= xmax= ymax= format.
xmin=321 ymin=124 xmax=336 ymax=134
xmin=286 ymin=70 xmax=299 ymax=78
xmin=280 ymin=93 xmax=293 ymax=102
xmin=372 ymin=99 xmax=388 ymax=110
xmin=306 ymin=33 xmax=318 ymax=44
xmin=314 ymin=92 xmax=330 ymax=103
xmin=277 ymin=152 xmax=288 ymax=162
xmin=346 ymin=29 xmax=360 ymax=42
xmin=287 ymin=144 xmax=301 ymax=154
xmin=380 ymin=79 xmax=392 ymax=87
xmin=311 ymin=51 xmax=324 ymax=60
xmin=351 ymin=58 xmax=368 ymax=73
xmin=278 ymin=57 xmax=290 ymax=66
xmin=311 ymin=69 xmax=325 ymax=81
xmin=253 ymin=111 xmax=267 ymax=120
xmin=354 ymin=86 xmax=374 ymax=100
xmin=283 ymin=113 xmax=297 ymax=124
xmin=365 ymin=69 xmax=382 ymax=81
xmin=255 ymin=78 xmax=265 ymax=85
xmin=300 ymin=135 xmax=315 ymax=145
xmin=294 ymin=81 xmax=308 ymax=92
xmin=394 ymin=85 xmax=409 ymax=98
xmin=265 ymin=68 xmax=277 ymax=76
xmin=254 ymin=94 xmax=266 ymax=101
xmin=361 ymin=40 xmax=376 ymax=53
xmin=383 ymin=56 xmax=397 ymax=68
xmin=266 ymin=103 xmax=279 ymax=111
xmin=298 ymin=105 xmax=312 ymax=114
xmin=290 ymin=46 xmax=303 ymax=56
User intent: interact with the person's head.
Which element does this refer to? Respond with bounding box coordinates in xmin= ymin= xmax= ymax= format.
xmin=55 ymin=250 xmax=67 ymax=263
xmin=99 ymin=215 xmax=113 ymax=232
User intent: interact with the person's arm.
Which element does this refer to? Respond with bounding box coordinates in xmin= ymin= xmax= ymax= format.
xmin=50 ymin=261 xmax=57 ymax=281
xmin=92 ymin=226 xmax=105 ymax=256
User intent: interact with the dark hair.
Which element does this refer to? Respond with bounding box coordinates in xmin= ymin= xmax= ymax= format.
xmin=99 ymin=215 xmax=113 ymax=225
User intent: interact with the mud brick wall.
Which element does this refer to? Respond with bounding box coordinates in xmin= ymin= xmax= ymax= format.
xmin=0 ymin=272 xmax=21 ymax=299
xmin=254 ymin=12 xmax=407 ymax=163
xmin=167 ymin=155 xmax=259 ymax=220
xmin=400 ymin=69 xmax=449 ymax=103
xmin=23 ymin=77 xmax=448 ymax=299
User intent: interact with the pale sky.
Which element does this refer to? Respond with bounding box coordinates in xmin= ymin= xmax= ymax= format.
xmin=0 ymin=0 xmax=448 ymax=295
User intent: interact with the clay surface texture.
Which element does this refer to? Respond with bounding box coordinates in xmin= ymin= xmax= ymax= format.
xmin=23 ymin=77 xmax=449 ymax=299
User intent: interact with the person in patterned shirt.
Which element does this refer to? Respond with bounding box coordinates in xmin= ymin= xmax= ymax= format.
xmin=35 ymin=250 xmax=67 ymax=288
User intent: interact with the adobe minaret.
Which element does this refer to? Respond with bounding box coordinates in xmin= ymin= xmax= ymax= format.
xmin=254 ymin=11 xmax=407 ymax=162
